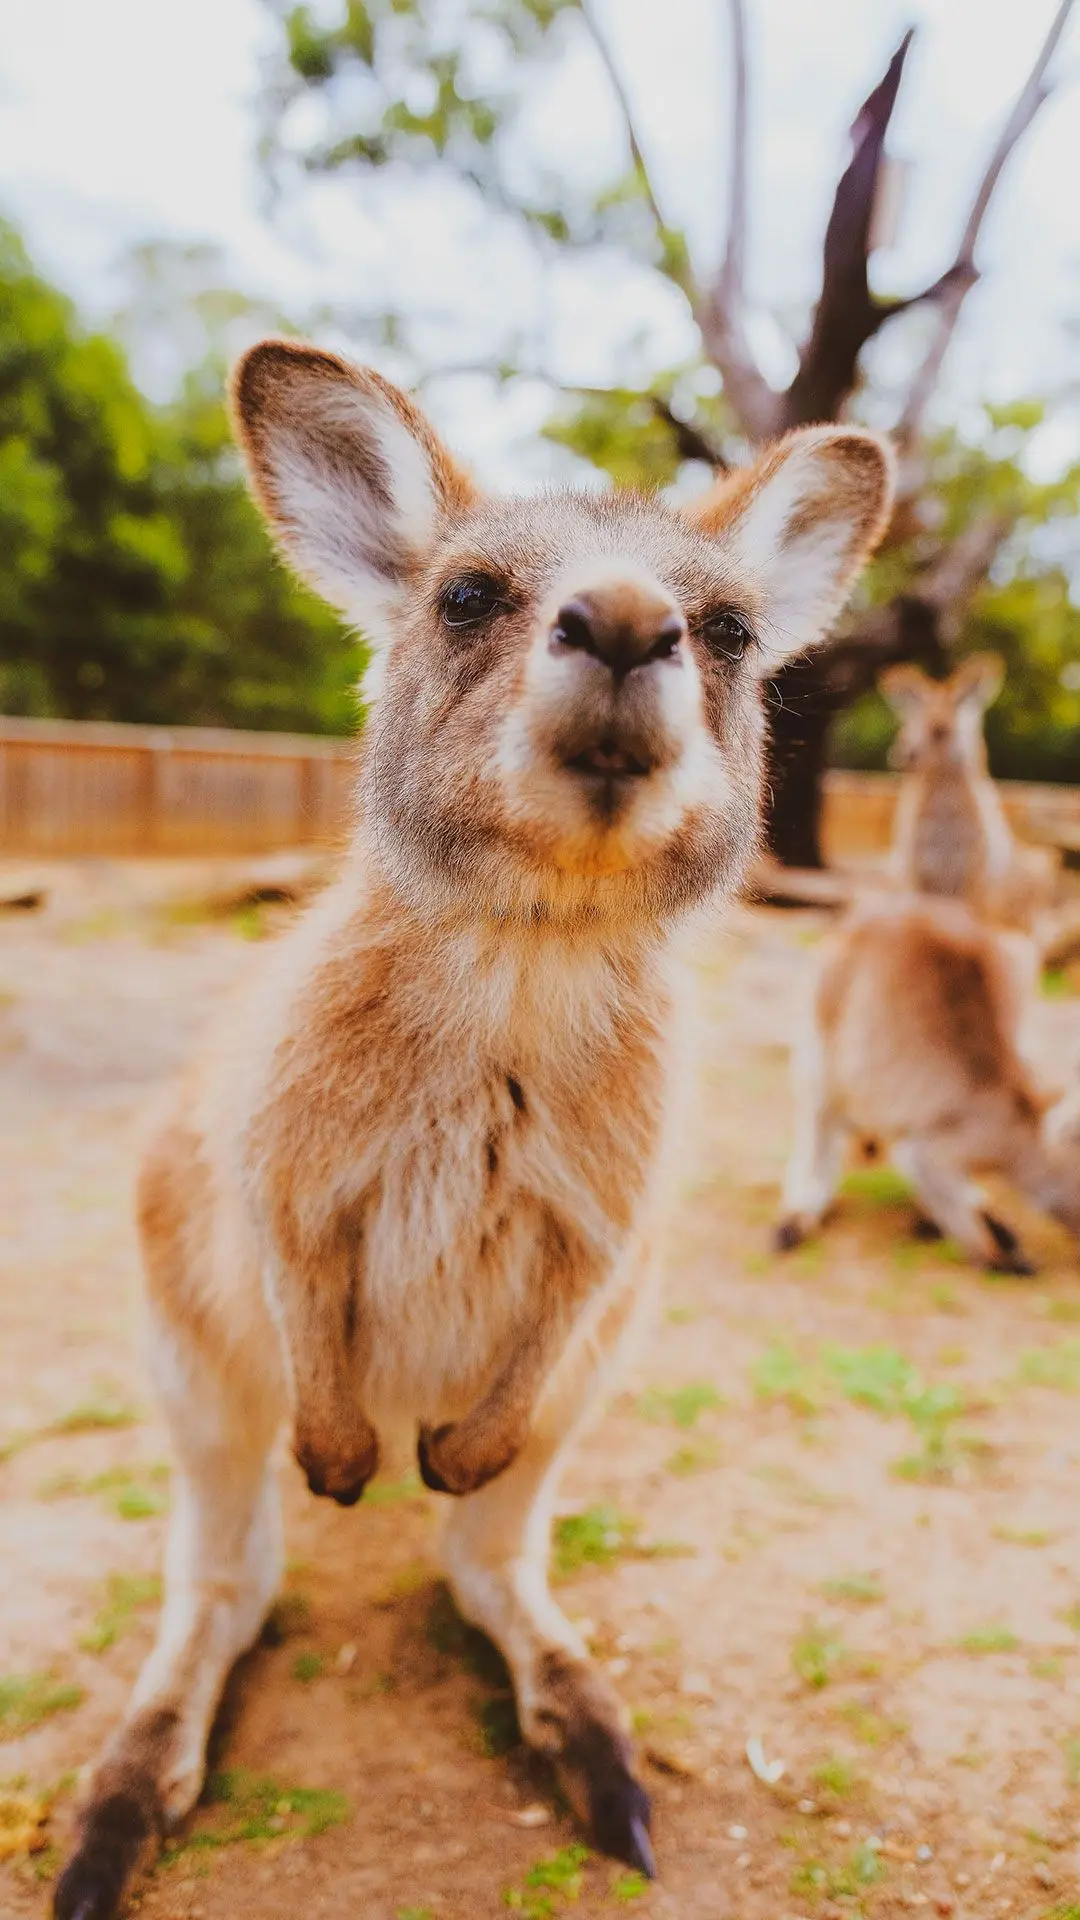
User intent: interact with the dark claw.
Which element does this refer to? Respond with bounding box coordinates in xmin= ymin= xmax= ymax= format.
xmin=416 ymin=1424 xmax=456 ymax=1495
xmin=912 ymin=1213 xmax=943 ymax=1241
xmin=53 ymin=1787 xmax=159 ymax=1920
xmin=590 ymin=1771 xmax=656 ymax=1878
xmin=772 ymin=1217 xmax=804 ymax=1254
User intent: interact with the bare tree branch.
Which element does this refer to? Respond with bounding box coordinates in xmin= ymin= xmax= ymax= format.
xmin=783 ymin=31 xmax=915 ymax=427
xmin=895 ymin=0 xmax=1076 ymax=451
xmin=648 ymin=397 xmax=729 ymax=468
xmin=912 ymin=508 xmax=1016 ymax=624
xmin=578 ymin=2 xmax=694 ymax=292
xmin=696 ymin=0 xmax=781 ymax=442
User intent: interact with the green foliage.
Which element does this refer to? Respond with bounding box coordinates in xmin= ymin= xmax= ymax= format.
xmin=791 ymin=1622 xmax=847 ymax=1690
xmin=832 ymin=404 xmax=1080 ymax=785
xmin=504 ymin=1843 xmax=590 ymax=1914
xmin=551 ymin=1504 xmax=640 ymax=1578
xmin=0 ymin=218 xmax=361 ymax=731
xmin=635 ymin=1381 xmax=723 ymax=1429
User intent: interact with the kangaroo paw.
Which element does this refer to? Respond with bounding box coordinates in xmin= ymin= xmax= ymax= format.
xmin=416 ymin=1421 xmax=520 ymax=1497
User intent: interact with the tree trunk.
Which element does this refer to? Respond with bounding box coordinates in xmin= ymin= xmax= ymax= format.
xmin=762 ymin=663 xmax=839 ymax=868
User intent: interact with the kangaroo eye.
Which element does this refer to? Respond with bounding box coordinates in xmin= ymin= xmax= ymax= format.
xmin=440 ymin=573 xmax=506 ymax=629
xmin=700 ymin=608 xmax=754 ymax=661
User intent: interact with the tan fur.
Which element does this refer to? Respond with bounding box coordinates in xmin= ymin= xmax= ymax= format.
xmin=881 ymin=654 xmax=1056 ymax=930
xmin=55 ymin=341 xmax=892 ymax=1916
xmin=778 ymin=894 xmax=1080 ymax=1271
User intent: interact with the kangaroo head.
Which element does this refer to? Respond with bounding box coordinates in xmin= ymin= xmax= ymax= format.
xmin=233 ymin=341 xmax=892 ymax=924
xmin=881 ymin=653 xmax=1003 ymax=777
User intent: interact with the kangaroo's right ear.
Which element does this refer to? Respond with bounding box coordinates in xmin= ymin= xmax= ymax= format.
xmin=879 ymin=663 xmax=933 ymax=718
xmin=231 ymin=340 xmax=478 ymax=636
xmin=950 ymin=651 xmax=1004 ymax=714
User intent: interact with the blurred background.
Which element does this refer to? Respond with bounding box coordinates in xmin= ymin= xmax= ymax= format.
xmin=1 ymin=0 xmax=1078 ymax=865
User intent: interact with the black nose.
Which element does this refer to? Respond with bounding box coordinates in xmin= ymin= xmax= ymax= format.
xmin=551 ymin=595 xmax=686 ymax=677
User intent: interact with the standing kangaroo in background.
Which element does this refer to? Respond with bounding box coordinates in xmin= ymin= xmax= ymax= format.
xmin=54 ymin=340 xmax=892 ymax=1920
xmin=881 ymin=653 xmax=1056 ymax=928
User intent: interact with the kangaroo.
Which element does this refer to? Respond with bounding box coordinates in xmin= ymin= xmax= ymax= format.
xmin=53 ymin=339 xmax=892 ymax=1920
xmin=775 ymin=892 xmax=1080 ymax=1272
xmin=880 ymin=654 xmax=1055 ymax=928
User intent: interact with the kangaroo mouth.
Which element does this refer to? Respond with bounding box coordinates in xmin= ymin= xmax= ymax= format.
xmin=563 ymin=738 xmax=653 ymax=780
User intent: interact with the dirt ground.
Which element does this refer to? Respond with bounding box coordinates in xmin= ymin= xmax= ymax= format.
xmin=4 ymin=859 xmax=1080 ymax=1920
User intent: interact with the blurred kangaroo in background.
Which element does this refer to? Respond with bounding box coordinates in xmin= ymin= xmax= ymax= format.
xmin=881 ymin=653 xmax=1057 ymax=929
xmin=775 ymin=893 xmax=1080 ymax=1273
xmin=54 ymin=339 xmax=893 ymax=1920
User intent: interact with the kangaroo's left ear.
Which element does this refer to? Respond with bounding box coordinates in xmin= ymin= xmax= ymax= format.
xmin=684 ymin=427 xmax=895 ymax=671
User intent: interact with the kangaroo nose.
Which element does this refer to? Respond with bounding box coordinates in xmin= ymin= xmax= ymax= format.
xmin=551 ymin=592 xmax=686 ymax=677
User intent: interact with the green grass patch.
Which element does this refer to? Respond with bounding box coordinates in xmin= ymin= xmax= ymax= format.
xmin=0 ymin=1673 xmax=83 ymax=1735
xmin=994 ymin=1525 xmax=1055 ymax=1548
xmin=37 ymin=1462 xmax=169 ymax=1520
xmin=362 ymin=1471 xmax=429 ymax=1508
xmin=751 ymin=1341 xmax=823 ymax=1416
xmin=956 ymin=1624 xmax=1018 ymax=1655
xmin=1030 ymin=1656 xmax=1064 ymax=1680
xmin=791 ymin=1623 xmax=847 ymax=1690
xmin=504 ymin=1843 xmax=590 ymax=1914
xmin=1015 ymin=1342 xmax=1080 ymax=1393
xmin=819 ymin=1572 xmax=883 ymax=1606
xmin=665 ymin=1304 xmax=697 ymax=1325
xmin=79 ymin=1573 xmax=161 ymax=1653
xmin=1064 ymin=1737 xmax=1080 ymax=1787
xmin=551 ymin=1505 xmax=692 ymax=1580
xmin=611 ymin=1870 xmax=649 ymax=1902
xmin=165 ymin=1770 xmax=350 ymax=1855
xmin=791 ymin=1839 xmax=885 ymax=1900
xmin=811 ymin=1752 xmax=861 ymax=1799
xmin=290 ymin=1651 xmax=325 ymax=1684
xmin=833 ymin=1701 xmax=904 ymax=1747
xmin=664 ymin=1439 xmax=721 ymax=1477
xmin=840 ymin=1165 xmax=913 ymax=1206
xmin=635 ymin=1382 xmax=723 ymax=1429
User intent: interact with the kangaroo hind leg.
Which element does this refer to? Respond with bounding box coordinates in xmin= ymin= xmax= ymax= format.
xmin=55 ymin=1143 xmax=286 ymax=1920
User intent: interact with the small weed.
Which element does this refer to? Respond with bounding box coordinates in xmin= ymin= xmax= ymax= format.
xmin=833 ymin=1702 xmax=902 ymax=1747
xmin=1064 ymin=1737 xmax=1080 ymax=1786
xmin=611 ymin=1869 xmax=649 ymax=1901
xmin=792 ymin=1622 xmax=846 ymax=1690
xmin=819 ymin=1572 xmax=883 ymax=1606
xmin=1059 ymin=1605 xmax=1080 ymax=1633
xmin=929 ymin=1282 xmax=963 ymax=1313
xmin=370 ymin=1563 xmax=431 ymax=1608
xmin=0 ymin=1674 xmax=83 ymax=1735
xmin=398 ymin=1909 xmax=435 ymax=1920
xmin=48 ymin=1393 xmax=140 ymax=1437
xmin=994 ymin=1525 xmax=1054 ymax=1548
xmin=665 ymin=1304 xmax=697 ymax=1325
xmin=1031 ymin=1656 xmax=1064 ymax=1680
xmin=956 ymin=1624 xmax=1018 ymax=1655
xmin=1046 ymin=1299 xmax=1080 ymax=1324
xmin=291 ymin=1651 xmax=325 ymax=1684
xmin=1015 ymin=1342 xmax=1080 ymax=1393
xmin=231 ymin=903 xmax=270 ymax=941
xmin=504 ymin=1843 xmax=590 ymax=1914
xmin=1042 ymin=968 xmax=1072 ymax=998
xmin=811 ymin=1753 xmax=860 ymax=1798
xmin=664 ymin=1440 xmax=720 ymax=1477
xmin=635 ymin=1382 xmax=723 ymax=1429
xmin=80 ymin=1573 xmax=161 ymax=1653
xmin=751 ymin=1342 xmax=823 ymax=1415
xmin=792 ymin=1839 xmax=885 ymax=1899
xmin=551 ymin=1506 xmax=638 ymax=1579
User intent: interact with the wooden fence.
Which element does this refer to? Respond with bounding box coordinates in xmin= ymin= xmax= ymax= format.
xmin=2 ymin=715 xmax=1079 ymax=861
xmin=0 ymin=717 xmax=356 ymax=857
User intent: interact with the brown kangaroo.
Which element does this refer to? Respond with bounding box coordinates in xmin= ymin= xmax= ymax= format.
xmin=881 ymin=653 xmax=1056 ymax=928
xmin=53 ymin=339 xmax=892 ymax=1920
xmin=775 ymin=892 xmax=1080 ymax=1272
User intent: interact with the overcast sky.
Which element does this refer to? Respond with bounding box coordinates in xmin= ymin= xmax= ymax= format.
xmin=1 ymin=0 xmax=1078 ymax=482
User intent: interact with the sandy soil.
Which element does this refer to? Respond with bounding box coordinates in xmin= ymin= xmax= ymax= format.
xmin=4 ymin=860 xmax=1080 ymax=1920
